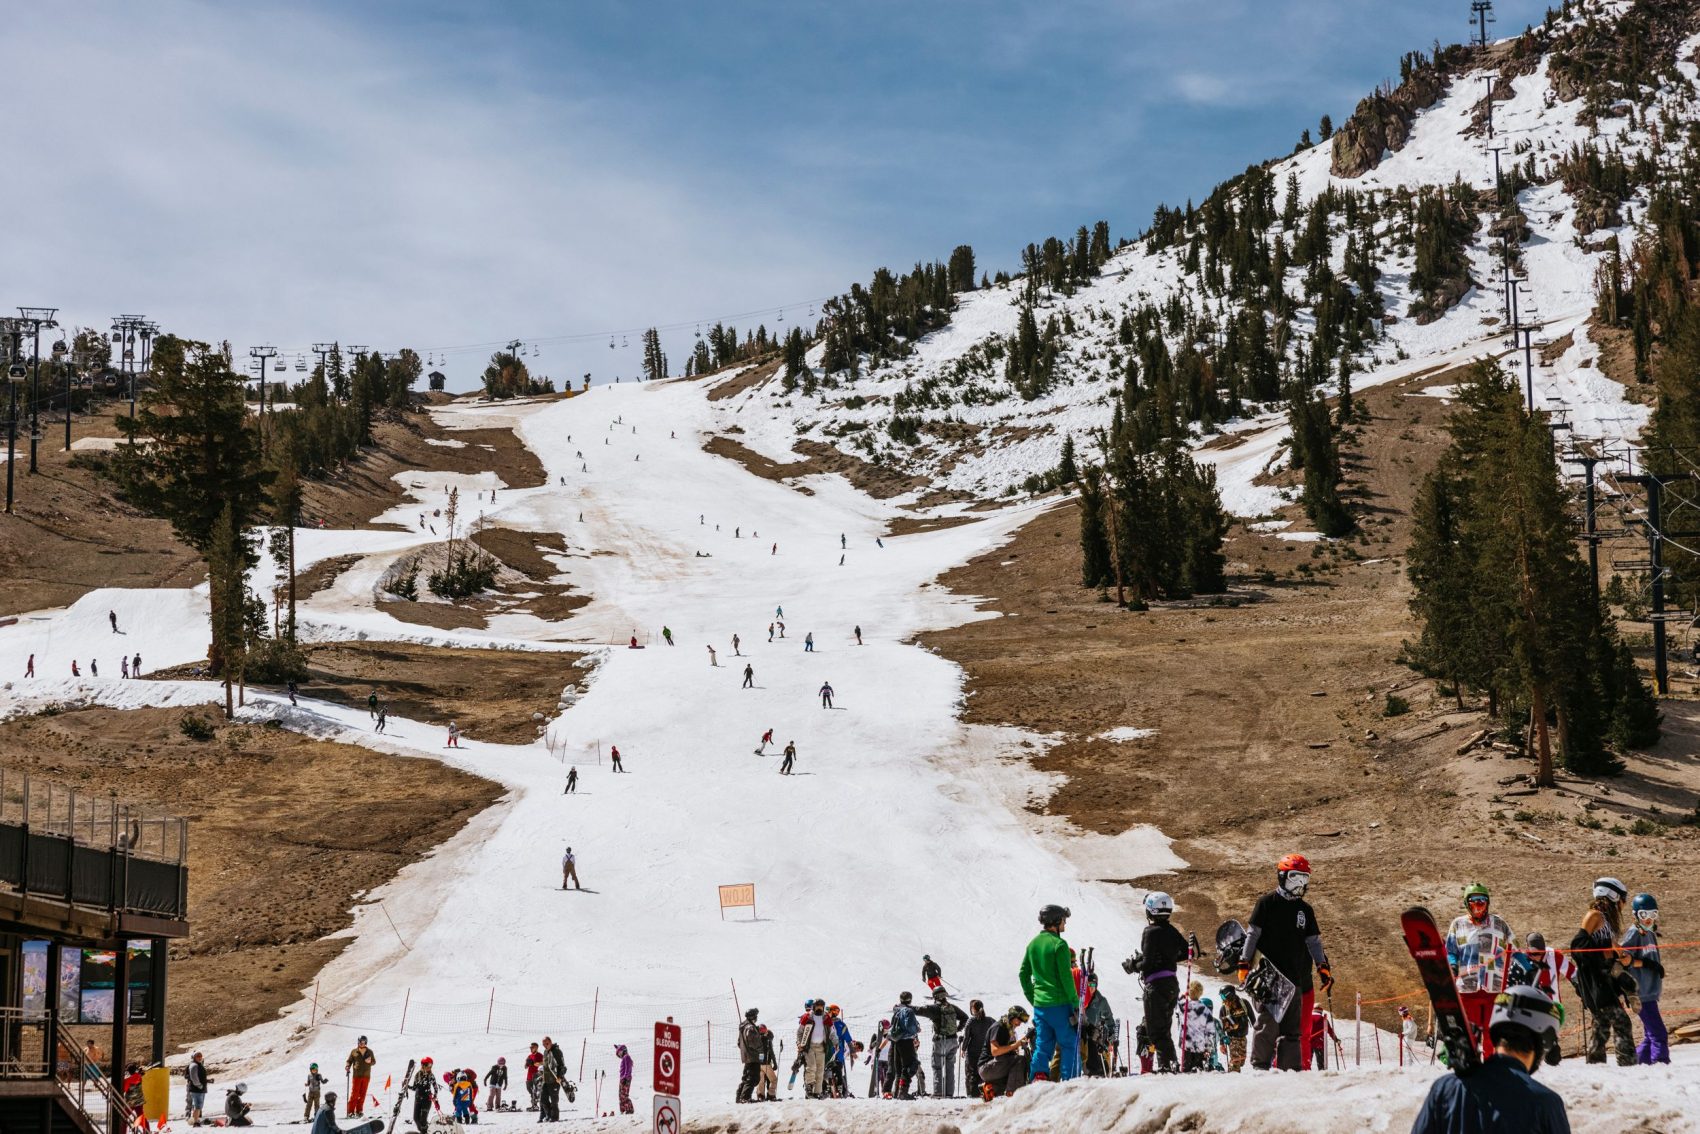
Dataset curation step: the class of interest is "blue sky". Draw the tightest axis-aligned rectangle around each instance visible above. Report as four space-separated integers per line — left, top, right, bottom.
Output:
2 0 1550 388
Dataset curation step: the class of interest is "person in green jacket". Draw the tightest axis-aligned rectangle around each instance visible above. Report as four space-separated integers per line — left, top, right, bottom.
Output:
1019 903 1080 1081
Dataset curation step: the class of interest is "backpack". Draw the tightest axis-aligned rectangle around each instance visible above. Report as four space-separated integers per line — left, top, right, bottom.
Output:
892 1005 918 1038
936 1005 960 1038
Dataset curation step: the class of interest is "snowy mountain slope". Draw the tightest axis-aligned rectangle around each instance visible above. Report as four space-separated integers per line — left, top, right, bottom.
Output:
720 0 1679 509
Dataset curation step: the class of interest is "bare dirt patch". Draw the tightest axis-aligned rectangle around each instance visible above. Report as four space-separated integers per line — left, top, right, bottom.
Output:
0 405 203 615
707 359 782 402
0 705 501 1047
294 554 362 603
922 369 1700 1040
300 640 578 744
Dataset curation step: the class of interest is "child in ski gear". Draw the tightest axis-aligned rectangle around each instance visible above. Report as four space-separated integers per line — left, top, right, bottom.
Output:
1623 892 1668 1065
1126 891 1187 1073
614 1046 633 1114
1308 1007 1340 1069
452 1068 476 1122
346 1038 376 1116
1571 877 1635 1066
1241 854 1330 1072
1218 987 1251 1071
915 986 968 1096
484 1058 507 1110
122 1063 144 1113
921 955 942 990
1448 882 1515 1063
1411 986 1569 1134
304 1063 328 1120
828 1006 855 1098
1019 904 1079 1081
1180 981 1214 1072
446 721 461 748
561 847 581 890
1398 1005 1423 1062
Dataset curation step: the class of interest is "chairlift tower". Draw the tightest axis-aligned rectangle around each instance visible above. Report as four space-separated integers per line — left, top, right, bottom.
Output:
1470 1 1496 50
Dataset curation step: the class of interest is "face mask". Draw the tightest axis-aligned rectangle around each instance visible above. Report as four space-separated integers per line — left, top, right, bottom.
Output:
1282 872 1310 897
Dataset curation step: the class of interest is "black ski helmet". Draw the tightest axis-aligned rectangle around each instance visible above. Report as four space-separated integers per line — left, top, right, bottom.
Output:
745 1008 759 1021
324 1092 338 1110
1039 903 1071 928
899 991 913 1004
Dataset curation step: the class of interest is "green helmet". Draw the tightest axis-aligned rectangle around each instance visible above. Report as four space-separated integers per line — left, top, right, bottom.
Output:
1464 882 1490 905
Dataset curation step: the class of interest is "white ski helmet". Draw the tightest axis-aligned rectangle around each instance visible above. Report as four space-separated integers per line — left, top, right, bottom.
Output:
1488 986 1561 1066
233 1083 248 1095
1144 892 1175 918
1593 877 1628 903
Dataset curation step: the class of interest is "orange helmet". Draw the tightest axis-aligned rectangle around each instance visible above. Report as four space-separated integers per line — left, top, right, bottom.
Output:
1277 853 1311 874
827 1004 841 1016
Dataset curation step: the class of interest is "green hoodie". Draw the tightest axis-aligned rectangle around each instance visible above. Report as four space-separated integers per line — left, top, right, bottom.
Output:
1019 929 1078 1008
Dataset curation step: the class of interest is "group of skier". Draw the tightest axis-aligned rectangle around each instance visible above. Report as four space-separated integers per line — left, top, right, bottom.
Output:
23 649 143 679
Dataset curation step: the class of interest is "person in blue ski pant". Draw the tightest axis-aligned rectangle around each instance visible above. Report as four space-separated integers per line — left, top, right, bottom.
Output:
1020 904 1081 1081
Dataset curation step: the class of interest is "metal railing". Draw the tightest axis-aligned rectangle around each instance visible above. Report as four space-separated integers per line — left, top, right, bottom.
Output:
0 772 187 865
53 1020 138 1134
0 1005 49 1080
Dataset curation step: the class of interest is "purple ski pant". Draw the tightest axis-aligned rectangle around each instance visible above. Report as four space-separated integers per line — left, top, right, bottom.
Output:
1637 1000 1670 1064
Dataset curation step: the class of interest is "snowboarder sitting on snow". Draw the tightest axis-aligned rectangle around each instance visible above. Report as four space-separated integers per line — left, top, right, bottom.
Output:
224 1082 253 1127
1123 891 1187 1073
1410 986 1568 1134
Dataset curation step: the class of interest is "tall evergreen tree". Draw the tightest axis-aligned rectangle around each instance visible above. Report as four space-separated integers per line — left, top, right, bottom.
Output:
641 328 669 382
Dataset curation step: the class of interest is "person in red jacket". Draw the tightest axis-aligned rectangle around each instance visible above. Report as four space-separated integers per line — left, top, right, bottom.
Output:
1308 1008 1340 1069
523 1043 543 1110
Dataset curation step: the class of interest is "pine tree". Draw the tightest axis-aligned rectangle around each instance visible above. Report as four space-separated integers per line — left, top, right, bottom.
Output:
1057 434 1078 484
641 328 669 382
1078 467 1112 588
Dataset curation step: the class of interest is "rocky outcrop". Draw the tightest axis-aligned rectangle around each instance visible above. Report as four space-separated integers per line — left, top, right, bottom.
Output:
1330 66 1451 178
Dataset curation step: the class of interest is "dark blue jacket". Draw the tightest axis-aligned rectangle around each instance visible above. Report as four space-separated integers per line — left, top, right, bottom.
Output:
1411 1056 1570 1134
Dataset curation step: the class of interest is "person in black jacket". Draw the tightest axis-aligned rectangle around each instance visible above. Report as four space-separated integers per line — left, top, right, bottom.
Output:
1239 854 1332 1071
736 1009 763 1103
410 1059 438 1134
1410 986 1570 1134
1123 891 1188 1073
961 1001 995 1099
483 1058 508 1110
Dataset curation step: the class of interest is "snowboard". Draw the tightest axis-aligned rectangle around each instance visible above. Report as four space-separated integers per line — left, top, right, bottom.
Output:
1214 920 1298 1018
141 1065 170 1123
385 1059 417 1134
1401 906 1481 1076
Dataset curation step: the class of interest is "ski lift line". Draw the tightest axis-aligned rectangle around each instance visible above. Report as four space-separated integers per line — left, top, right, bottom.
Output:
260 295 839 361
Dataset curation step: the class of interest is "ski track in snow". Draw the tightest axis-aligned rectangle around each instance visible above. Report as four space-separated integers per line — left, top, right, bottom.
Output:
0 379 1190 1118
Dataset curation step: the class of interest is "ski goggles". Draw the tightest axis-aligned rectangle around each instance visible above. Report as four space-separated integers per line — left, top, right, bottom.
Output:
1636 909 1660 925
1465 896 1489 907
1281 871 1311 895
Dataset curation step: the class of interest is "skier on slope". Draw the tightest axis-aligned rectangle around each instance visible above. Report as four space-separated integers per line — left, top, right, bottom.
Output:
564 767 578 794
756 728 773 755
662 626 673 646
1019 904 1079 1081
611 745 625 772
302 1063 328 1121
561 847 581 890
743 664 755 689
818 681 834 708
921 955 942 991
779 742 796 774
1238 853 1332 1072
1122 891 1187 1073
1409 986 1569 1134
1448 882 1516 1063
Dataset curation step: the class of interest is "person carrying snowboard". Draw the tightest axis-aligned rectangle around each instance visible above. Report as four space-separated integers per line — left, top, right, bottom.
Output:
1239 854 1331 1072
1623 892 1668 1065
1448 882 1515 1063
1571 876 1635 1065
921 955 942 991
345 1037 376 1116
1019 903 1079 1081
915 986 968 1097
537 1038 567 1121
796 999 835 1099
303 1062 328 1121
1122 891 1187 1073
1410 986 1569 1134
